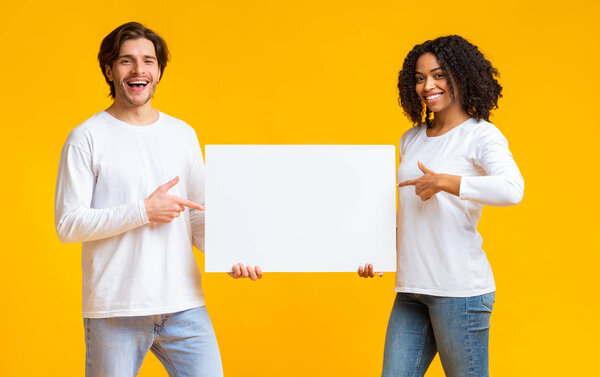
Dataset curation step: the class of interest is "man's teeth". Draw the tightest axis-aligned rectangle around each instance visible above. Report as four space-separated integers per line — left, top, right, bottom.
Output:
426 94 442 100
128 81 148 86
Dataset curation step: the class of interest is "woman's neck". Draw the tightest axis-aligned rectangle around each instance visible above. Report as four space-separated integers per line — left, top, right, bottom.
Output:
427 106 471 137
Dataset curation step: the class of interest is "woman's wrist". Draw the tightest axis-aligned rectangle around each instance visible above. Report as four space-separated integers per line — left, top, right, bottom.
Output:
439 174 461 197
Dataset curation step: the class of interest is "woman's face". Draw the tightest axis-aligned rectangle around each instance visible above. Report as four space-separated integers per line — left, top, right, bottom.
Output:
414 52 459 114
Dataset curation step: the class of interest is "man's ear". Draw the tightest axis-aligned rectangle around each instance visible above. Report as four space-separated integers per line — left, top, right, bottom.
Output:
105 64 113 82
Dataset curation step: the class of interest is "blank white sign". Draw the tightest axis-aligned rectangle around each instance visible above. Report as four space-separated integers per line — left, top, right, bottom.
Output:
204 145 396 272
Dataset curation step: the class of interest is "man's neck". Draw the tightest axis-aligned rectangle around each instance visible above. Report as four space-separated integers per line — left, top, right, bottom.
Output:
105 101 159 126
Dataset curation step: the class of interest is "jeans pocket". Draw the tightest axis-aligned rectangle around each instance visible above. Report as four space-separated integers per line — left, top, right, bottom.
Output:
481 292 495 311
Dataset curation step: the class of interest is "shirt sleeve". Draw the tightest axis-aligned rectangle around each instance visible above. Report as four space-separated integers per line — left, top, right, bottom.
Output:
459 125 524 207
188 135 205 252
54 143 149 244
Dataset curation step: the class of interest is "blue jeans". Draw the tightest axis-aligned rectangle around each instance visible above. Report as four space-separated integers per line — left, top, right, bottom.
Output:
382 292 495 377
84 306 223 377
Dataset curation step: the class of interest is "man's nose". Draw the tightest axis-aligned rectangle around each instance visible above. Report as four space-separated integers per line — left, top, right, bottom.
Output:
132 60 144 74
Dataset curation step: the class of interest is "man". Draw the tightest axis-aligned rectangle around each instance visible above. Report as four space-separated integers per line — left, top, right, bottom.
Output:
55 22 261 376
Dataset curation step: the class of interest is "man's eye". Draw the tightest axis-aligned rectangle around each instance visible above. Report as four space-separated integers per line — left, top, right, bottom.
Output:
121 60 131 64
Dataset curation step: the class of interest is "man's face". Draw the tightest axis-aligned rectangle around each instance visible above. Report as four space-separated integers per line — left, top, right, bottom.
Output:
105 38 161 107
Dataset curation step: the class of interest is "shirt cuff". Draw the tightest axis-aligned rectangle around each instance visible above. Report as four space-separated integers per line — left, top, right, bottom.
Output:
137 199 150 224
458 176 478 200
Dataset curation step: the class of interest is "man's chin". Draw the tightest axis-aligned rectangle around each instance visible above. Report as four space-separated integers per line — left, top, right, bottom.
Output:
114 87 156 108
123 94 153 107
129 99 152 107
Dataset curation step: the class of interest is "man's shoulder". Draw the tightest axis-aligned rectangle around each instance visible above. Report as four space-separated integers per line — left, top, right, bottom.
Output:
159 112 195 130
74 111 107 129
65 112 109 146
158 112 198 140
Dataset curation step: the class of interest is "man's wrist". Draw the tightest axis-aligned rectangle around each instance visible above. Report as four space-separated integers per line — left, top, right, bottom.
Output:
139 198 150 224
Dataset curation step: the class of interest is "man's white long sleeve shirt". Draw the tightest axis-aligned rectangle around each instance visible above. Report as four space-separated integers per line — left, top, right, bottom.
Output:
55 111 206 318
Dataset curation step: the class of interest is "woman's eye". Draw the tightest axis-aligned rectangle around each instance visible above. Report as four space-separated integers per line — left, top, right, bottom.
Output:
415 77 424 82
435 73 445 78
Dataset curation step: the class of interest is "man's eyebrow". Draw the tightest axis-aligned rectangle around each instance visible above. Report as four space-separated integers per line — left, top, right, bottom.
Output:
415 67 443 75
117 55 157 60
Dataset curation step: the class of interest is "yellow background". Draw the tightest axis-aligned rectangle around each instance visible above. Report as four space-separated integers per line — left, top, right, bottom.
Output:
1 0 598 376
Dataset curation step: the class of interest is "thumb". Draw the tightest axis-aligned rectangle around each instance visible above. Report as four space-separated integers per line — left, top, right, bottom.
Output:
157 176 179 193
418 161 434 175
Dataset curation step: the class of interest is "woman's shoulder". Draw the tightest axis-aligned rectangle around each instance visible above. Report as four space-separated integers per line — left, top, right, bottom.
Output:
400 123 426 142
462 118 506 140
398 124 426 156
462 119 511 158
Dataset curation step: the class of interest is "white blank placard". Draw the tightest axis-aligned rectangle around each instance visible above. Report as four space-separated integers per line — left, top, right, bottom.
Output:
205 145 396 272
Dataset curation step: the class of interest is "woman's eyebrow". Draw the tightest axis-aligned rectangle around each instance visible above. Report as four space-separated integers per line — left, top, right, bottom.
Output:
430 67 443 72
415 67 443 75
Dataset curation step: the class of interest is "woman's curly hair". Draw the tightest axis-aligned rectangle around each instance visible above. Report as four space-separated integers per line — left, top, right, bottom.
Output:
398 35 502 126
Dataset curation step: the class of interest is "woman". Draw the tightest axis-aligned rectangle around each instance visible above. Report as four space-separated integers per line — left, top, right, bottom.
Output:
358 35 524 377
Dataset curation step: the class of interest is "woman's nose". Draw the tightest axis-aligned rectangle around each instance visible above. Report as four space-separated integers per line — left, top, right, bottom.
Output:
424 76 435 91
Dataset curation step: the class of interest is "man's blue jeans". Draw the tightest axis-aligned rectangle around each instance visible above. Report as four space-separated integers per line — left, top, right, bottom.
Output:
84 306 223 377
382 292 495 377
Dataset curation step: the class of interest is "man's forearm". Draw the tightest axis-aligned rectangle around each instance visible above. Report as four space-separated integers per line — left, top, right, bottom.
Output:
55 199 148 243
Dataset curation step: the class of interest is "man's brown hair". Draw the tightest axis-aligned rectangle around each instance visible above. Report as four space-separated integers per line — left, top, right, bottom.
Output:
98 22 170 98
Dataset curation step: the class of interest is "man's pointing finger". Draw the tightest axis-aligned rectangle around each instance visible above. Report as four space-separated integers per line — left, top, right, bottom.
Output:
174 197 204 211
158 176 179 192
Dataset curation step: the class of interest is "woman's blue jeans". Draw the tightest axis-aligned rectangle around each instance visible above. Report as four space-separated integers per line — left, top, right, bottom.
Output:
382 292 495 377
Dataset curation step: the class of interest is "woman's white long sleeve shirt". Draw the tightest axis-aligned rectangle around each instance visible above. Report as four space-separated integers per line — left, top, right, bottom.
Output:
395 118 524 297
